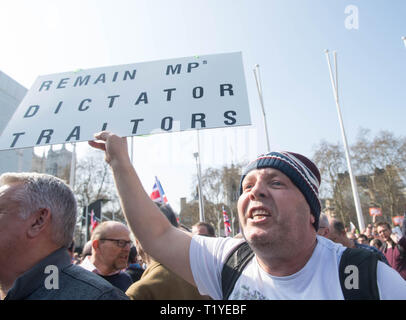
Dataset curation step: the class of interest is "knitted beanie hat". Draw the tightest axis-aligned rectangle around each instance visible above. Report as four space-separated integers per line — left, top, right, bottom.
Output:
239 151 321 230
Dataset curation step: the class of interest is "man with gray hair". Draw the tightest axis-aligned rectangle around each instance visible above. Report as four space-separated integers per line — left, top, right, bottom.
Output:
316 213 330 238
327 218 389 266
0 172 128 300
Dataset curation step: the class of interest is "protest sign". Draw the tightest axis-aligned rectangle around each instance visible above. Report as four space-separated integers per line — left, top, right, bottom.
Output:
369 207 382 216
0 52 250 150
392 215 403 226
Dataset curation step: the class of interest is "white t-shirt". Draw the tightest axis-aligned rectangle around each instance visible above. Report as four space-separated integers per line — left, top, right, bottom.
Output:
189 235 406 300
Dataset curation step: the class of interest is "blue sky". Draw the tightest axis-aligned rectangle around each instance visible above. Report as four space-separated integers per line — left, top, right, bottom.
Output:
1 0 405 213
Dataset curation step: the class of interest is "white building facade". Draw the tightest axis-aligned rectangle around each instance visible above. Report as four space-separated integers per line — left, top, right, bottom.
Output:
0 71 32 174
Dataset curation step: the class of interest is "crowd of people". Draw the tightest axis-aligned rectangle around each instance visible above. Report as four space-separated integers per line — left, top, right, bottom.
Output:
1 130 405 300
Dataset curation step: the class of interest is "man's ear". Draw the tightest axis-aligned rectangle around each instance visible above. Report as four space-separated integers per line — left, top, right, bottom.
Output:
310 213 315 225
92 239 99 251
27 208 52 238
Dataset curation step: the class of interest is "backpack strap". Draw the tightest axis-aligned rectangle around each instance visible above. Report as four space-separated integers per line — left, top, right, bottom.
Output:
339 247 381 300
221 241 255 300
222 242 381 300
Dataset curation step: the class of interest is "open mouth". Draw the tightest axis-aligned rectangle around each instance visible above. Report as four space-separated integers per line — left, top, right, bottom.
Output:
248 207 272 223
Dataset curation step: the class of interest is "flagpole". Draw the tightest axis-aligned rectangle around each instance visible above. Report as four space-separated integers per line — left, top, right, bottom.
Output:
194 130 205 222
17 149 23 172
324 50 365 232
229 206 235 237
130 137 134 165
217 209 221 236
253 64 271 153
69 143 76 189
222 206 225 236
85 202 89 243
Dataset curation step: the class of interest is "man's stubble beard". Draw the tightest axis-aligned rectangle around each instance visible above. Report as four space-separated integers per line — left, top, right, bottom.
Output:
241 219 291 259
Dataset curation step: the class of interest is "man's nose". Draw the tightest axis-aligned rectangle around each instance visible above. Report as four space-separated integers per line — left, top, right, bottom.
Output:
248 181 267 200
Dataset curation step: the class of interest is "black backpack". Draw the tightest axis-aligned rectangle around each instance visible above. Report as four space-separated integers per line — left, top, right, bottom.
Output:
221 241 381 300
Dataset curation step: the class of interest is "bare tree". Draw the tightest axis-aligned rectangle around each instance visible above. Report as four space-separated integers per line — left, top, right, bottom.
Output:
312 140 352 224
313 129 406 228
352 129 406 221
73 150 125 246
181 162 245 236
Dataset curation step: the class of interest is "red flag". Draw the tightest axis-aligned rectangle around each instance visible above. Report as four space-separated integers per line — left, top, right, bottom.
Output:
150 176 169 204
90 209 98 232
222 206 232 237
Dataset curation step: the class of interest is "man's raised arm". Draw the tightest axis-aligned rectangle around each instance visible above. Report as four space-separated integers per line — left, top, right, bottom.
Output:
88 131 195 286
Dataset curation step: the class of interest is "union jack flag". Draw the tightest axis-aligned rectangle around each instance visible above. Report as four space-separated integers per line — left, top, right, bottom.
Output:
222 206 232 237
90 209 99 232
150 176 169 204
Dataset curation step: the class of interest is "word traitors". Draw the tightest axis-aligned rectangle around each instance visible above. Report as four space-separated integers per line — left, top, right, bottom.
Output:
9 110 238 147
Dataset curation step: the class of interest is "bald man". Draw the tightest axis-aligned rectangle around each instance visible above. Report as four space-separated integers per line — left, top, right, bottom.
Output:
80 221 133 292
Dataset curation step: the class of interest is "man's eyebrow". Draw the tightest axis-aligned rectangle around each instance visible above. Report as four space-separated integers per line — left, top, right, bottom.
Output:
264 171 283 179
245 169 285 181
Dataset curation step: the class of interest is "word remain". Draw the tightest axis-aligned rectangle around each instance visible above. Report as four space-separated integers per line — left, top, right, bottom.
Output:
38 69 137 91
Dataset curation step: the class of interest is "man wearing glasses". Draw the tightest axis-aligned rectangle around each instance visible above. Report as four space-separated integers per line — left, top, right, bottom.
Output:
80 221 134 292
376 220 406 280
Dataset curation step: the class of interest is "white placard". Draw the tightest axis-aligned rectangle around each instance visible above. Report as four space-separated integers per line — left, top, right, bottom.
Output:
0 52 251 150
